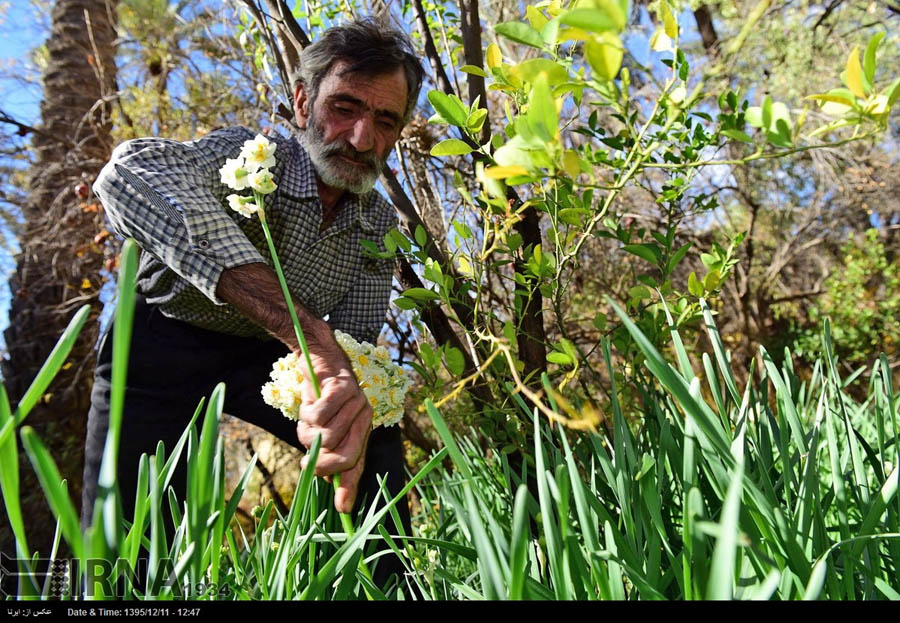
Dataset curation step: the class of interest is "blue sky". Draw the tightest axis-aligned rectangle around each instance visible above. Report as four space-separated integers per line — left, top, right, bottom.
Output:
0 1 47 355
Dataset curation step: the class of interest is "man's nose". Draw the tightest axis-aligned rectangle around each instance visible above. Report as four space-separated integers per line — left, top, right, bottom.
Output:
347 115 375 153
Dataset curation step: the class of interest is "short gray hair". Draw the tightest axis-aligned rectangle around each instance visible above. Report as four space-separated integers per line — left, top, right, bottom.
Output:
291 19 424 123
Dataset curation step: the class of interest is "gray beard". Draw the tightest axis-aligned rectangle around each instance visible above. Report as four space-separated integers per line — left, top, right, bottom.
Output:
299 112 384 195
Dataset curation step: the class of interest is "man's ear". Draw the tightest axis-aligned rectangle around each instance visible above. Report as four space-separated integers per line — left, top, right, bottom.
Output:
293 83 309 130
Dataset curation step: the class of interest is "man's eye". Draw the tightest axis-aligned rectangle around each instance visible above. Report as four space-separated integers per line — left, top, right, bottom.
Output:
378 119 397 131
335 105 356 116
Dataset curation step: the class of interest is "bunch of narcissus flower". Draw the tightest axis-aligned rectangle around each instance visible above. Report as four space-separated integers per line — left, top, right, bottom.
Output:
262 330 412 428
219 133 278 216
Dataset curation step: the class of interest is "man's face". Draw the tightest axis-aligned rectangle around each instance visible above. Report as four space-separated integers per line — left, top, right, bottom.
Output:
294 62 408 195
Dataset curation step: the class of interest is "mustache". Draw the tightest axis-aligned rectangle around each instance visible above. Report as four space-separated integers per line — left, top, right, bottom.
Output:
321 141 380 169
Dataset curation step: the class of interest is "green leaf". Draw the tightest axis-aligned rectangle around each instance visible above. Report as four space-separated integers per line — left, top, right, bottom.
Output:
402 287 441 301
560 8 618 33
389 228 411 253
703 268 722 291
721 129 753 143
466 108 488 134
660 0 678 39
628 285 651 300
593 313 607 331
558 208 586 226
762 96 773 130
430 139 473 157
623 243 662 265
846 45 866 98
445 347 465 376
886 77 900 107
863 32 885 85
495 21 544 49
528 72 558 143
414 224 428 247
547 352 574 365
541 16 561 46
688 271 703 297
745 106 763 129
383 232 397 254
460 64 488 78
510 58 569 86
585 33 623 81
392 296 416 311
667 242 692 274
427 90 468 127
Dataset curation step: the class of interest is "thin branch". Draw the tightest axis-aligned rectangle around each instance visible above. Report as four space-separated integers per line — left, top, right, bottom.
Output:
411 0 455 96
238 0 293 106
0 111 75 149
768 290 825 305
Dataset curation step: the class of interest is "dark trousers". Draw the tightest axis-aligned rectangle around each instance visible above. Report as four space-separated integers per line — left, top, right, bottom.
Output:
81 296 410 589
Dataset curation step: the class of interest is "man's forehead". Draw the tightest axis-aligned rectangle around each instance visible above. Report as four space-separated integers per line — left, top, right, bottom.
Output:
319 61 408 113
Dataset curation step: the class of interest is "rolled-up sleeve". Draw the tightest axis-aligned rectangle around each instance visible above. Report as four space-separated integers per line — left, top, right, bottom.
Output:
93 128 267 304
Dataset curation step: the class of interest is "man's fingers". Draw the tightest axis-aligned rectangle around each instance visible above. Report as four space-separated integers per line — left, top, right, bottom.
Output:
295 391 367 450
298 373 355 428
333 451 366 514
299 410 371 475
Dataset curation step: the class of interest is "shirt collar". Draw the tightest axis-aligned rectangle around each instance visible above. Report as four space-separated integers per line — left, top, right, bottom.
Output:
282 135 378 235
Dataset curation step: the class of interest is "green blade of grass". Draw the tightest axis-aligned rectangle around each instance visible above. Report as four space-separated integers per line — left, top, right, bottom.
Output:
12 305 91 425
700 299 741 407
99 239 138 488
608 298 733 459
508 484 531 600
299 446 447 600
0 384 30 562
761 347 808 453
462 483 505 599
19 427 83 560
424 399 472 479
707 457 743 600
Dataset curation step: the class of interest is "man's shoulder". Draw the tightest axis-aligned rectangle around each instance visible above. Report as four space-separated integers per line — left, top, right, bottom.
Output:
362 188 400 233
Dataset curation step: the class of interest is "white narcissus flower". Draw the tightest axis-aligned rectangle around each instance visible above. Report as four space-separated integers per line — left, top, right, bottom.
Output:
227 193 258 218
262 330 411 427
249 169 277 194
241 134 277 172
220 157 251 190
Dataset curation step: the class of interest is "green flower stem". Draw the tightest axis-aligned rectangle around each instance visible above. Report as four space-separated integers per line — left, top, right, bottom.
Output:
254 192 321 398
333 472 376 590
253 192 373 597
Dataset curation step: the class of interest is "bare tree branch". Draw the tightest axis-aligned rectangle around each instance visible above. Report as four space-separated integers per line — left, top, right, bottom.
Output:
0 111 75 149
411 0 455 96
457 0 490 144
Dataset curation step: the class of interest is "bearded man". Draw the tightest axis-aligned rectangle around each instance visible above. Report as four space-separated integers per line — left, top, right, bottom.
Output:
82 20 424 588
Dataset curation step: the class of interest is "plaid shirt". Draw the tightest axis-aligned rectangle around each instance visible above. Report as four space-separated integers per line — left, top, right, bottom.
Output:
93 126 396 344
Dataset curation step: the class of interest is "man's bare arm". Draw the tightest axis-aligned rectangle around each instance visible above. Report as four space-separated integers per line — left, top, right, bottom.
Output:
216 262 334 353
215 262 373 514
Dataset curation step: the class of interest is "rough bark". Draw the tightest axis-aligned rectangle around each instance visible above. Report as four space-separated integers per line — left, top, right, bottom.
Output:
1 0 118 558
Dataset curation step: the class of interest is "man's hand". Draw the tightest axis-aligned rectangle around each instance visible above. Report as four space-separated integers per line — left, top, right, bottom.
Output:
216 262 372 513
295 348 373 514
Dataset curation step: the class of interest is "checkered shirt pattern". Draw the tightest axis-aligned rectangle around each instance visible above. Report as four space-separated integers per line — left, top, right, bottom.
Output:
93 126 396 344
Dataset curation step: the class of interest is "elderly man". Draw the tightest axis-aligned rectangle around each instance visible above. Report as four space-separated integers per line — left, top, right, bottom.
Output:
82 20 424 587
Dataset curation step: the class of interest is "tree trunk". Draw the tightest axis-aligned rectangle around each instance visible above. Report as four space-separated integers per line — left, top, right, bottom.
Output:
1 0 117 558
